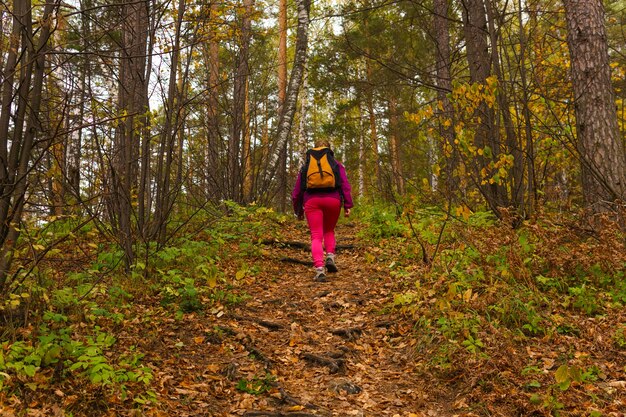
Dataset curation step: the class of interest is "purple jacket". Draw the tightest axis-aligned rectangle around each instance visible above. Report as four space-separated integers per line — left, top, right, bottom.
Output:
291 161 353 216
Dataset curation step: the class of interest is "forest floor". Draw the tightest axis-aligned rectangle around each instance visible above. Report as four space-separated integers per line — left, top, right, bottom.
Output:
135 221 450 417
2 211 626 417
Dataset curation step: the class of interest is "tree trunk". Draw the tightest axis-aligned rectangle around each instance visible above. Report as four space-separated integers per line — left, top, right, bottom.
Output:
485 0 523 215
243 80 253 202
358 100 366 199
0 0 59 290
297 68 310 161
113 0 149 269
517 0 537 218
365 57 382 196
259 0 310 204
278 0 288 116
564 0 626 211
152 0 185 243
276 0 289 210
205 1 221 199
433 0 457 197
388 95 404 195
229 0 254 203
138 2 155 239
461 0 508 213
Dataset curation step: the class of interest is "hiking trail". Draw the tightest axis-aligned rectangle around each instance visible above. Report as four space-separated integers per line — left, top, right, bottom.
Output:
145 221 454 417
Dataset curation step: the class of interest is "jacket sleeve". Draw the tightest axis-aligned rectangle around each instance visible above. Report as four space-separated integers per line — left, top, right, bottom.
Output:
291 172 304 216
339 163 354 209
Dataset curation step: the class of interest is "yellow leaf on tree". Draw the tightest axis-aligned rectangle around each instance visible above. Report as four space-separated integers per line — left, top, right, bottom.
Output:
455 205 471 221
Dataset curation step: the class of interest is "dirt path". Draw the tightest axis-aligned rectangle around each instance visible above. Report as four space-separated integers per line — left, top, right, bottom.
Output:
148 222 452 417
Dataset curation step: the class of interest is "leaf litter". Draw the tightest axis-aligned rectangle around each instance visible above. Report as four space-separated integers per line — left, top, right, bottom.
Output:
2 213 626 417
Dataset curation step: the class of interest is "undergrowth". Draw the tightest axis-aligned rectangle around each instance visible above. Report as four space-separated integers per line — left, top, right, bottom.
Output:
358 202 626 416
1 201 624 416
0 203 286 413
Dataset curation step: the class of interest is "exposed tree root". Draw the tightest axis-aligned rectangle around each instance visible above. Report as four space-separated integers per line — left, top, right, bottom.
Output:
229 313 285 330
330 327 363 340
301 352 345 374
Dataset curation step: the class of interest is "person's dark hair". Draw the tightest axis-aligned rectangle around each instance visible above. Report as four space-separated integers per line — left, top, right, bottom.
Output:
314 139 331 148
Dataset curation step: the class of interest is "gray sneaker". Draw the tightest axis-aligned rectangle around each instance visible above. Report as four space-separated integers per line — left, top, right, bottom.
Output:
325 253 338 273
314 267 327 282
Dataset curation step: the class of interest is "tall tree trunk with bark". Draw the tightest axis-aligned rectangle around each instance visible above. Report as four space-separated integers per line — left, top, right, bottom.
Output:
564 0 626 211
205 1 221 199
517 0 537 218
152 0 186 243
138 2 155 239
259 0 310 204
461 0 508 213
112 0 149 269
277 0 289 210
388 95 404 195
229 0 254 203
365 56 382 197
0 0 59 291
243 81 253 201
433 0 457 197
297 68 310 160
485 1 524 216
358 101 366 199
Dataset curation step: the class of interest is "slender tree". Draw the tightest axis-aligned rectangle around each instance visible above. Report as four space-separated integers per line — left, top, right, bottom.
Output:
388 95 404 194
152 0 187 243
229 0 255 202
277 0 289 209
205 1 221 199
0 0 60 290
433 0 457 197
461 0 509 212
259 0 311 204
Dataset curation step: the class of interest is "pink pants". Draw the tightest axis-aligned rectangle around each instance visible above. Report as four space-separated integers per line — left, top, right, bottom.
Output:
304 196 341 268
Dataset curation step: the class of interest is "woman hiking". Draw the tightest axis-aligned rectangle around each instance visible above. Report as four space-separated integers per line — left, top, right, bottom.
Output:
292 140 354 282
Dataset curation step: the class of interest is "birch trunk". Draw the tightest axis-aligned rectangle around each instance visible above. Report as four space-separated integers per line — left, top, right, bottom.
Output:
259 0 310 203
297 68 310 161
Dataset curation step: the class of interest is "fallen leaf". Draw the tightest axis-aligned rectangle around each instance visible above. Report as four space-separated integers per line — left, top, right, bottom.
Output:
288 405 304 411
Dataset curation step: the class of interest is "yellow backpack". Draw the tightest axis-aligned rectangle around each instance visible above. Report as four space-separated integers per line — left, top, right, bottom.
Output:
302 147 341 192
